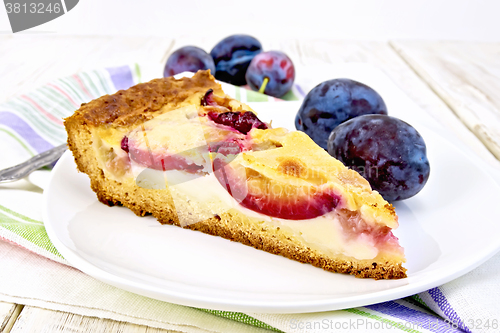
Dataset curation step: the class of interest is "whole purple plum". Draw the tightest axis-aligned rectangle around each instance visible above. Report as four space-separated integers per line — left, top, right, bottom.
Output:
164 46 215 77
327 115 430 201
210 35 262 86
245 51 295 98
295 79 387 150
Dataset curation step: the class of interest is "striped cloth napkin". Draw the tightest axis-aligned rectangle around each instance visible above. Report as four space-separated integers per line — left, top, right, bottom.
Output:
0 64 498 333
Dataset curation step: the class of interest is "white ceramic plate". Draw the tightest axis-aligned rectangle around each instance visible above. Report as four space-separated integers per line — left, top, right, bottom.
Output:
44 68 500 313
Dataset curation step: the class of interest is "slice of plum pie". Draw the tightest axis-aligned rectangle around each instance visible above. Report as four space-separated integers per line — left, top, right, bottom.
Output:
64 70 406 279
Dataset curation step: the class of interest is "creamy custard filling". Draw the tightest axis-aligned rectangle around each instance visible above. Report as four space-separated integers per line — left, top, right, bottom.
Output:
92 130 131 181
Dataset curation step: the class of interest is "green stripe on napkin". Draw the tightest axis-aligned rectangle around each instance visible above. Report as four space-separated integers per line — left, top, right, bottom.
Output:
199 309 283 332
0 204 63 258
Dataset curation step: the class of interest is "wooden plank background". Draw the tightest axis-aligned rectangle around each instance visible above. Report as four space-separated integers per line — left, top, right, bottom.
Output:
9 306 179 333
392 41 500 161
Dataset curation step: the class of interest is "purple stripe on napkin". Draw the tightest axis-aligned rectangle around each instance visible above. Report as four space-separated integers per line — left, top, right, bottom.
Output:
428 288 471 333
367 301 465 333
0 111 54 153
106 66 134 91
295 84 307 98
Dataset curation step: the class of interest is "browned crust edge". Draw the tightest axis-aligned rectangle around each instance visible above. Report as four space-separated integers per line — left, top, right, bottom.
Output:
65 70 221 128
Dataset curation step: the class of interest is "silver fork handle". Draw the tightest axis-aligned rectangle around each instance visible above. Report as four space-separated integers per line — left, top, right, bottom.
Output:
0 144 67 183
